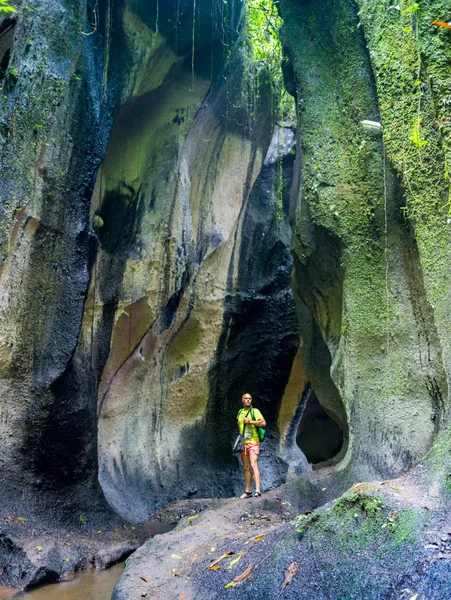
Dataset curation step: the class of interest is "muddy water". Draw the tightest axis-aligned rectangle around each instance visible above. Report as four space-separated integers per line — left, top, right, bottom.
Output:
0 562 124 600
0 519 176 600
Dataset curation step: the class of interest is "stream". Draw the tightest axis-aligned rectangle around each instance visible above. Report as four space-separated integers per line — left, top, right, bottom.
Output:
0 563 124 600
0 519 176 600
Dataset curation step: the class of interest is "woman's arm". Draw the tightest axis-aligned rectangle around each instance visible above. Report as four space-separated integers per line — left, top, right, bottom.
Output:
243 416 266 427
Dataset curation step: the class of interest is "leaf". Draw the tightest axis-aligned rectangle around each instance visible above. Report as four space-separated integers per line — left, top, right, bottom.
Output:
17 517 26 522
180 595 187 600
431 20 451 30
209 551 235 569
209 565 221 571
182 547 194 553
171 569 182 577
347 482 367 492
65 558 69 562
401 3 419 14
171 554 182 559
225 582 237 588
234 564 253 582
36 546 43 551
280 561 298 593
190 554 198 565
226 553 244 569
244 533 266 544
139 576 149 583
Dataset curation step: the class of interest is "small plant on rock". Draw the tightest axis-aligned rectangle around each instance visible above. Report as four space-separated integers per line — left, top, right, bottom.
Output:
0 0 16 14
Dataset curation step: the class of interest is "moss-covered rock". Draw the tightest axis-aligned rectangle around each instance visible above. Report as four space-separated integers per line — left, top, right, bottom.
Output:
281 0 449 484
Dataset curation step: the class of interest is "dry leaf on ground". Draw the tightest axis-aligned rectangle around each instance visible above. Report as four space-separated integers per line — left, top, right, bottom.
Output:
244 533 267 544
171 569 182 577
226 552 244 569
280 561 298 593
209 551 235 570
190 553 198 565
233 564 253 582
180 595 186 600
139 576 149 583
347 482 367 492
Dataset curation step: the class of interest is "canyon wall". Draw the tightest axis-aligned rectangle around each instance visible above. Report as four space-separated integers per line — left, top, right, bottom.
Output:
0 0 449 524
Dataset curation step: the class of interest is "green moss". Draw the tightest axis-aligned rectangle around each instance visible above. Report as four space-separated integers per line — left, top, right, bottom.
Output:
296 491 427 575
426 425 451 495
356 0 451 367
282 0 391 339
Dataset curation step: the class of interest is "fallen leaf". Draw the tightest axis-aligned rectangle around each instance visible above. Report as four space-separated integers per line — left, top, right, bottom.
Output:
431 20 451 29
190 554 198 565
97 530 102 534
209 565 221 571
281 501 291 506
226 553 244 569
36 546 43 551
244 533 267 545
171 554 183 559
17 517 26 522
209 551 235 569
321 487 327 491
65 557 69 562
64 542 71 546
135 555 142 559
225 582 237 589
180 595 186 600
234 564 253 582
171 569 182 577
391 486 400 491
347 482 367 492
280 561 298 593
182 547 194 553
210 547 216 552
139 576 149 583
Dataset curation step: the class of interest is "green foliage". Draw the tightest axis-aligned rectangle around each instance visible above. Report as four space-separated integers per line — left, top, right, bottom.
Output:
0 0 16 14
242 0 294 124
410 117 427 148
401 2 420 14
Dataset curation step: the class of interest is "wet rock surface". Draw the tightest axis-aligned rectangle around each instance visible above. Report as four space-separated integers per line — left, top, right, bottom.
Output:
113 446 451 600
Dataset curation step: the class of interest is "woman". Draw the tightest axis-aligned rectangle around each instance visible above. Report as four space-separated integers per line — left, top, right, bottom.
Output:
237 393 266 498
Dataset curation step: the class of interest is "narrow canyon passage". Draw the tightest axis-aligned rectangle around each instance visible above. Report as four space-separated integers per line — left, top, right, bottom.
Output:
1 0 451 596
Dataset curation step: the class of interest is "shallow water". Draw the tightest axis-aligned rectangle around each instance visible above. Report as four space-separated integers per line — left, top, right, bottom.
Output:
0 519 176 600
0 562 125 600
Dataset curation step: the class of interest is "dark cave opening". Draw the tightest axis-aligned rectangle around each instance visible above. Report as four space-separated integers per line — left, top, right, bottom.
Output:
296 387 344 466
0 19 16 81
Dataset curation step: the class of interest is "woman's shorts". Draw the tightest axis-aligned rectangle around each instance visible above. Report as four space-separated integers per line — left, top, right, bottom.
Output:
241 442 260 456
